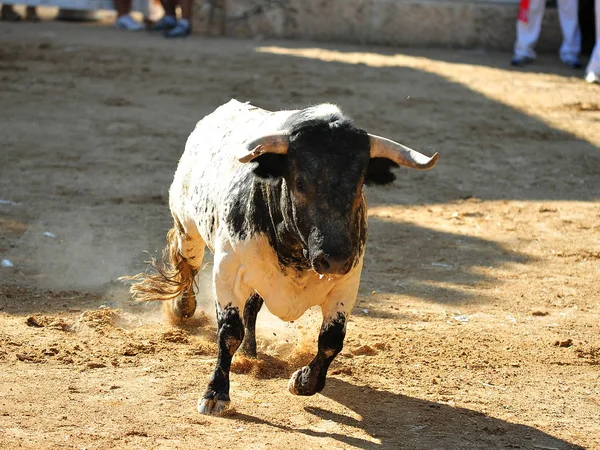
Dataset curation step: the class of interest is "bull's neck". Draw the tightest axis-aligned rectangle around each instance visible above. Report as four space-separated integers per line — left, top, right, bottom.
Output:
261 182 312 272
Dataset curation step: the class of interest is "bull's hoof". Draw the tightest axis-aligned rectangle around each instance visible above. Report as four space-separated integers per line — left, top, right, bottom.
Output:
197 396 230 415
171 293 196 319
288 366 323 396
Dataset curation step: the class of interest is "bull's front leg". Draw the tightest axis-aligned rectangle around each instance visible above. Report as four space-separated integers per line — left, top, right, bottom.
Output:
288 310 347 396
240 293 264 358
288 269 361 396
198 245 249 415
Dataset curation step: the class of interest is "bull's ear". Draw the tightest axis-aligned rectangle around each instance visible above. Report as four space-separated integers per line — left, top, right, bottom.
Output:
364 157 399 186
250 153 287 181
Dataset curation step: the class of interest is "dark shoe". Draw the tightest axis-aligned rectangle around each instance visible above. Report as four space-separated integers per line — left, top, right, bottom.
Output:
511 56 533 67
165 20 190 38
149 15 176 32
563 59 582 69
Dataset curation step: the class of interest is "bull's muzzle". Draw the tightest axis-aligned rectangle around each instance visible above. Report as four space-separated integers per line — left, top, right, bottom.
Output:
312 252 352 276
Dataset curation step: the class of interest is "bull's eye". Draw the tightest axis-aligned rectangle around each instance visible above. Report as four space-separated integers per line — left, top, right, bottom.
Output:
296 179 306 194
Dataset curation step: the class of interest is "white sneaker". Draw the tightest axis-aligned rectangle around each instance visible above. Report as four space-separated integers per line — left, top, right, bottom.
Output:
585 72 600 84
115 14 144 31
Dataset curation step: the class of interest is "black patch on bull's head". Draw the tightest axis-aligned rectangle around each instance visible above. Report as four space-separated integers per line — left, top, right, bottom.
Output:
247 105 373 275
284 114 369 275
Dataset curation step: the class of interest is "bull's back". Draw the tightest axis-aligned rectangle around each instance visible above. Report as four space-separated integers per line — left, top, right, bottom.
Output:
169 100 293 248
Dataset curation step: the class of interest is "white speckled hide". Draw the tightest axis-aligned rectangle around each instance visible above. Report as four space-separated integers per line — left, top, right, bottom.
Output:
169 99 362 323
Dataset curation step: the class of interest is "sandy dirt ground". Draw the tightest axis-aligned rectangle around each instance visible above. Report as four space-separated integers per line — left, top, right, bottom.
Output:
1 17 600 450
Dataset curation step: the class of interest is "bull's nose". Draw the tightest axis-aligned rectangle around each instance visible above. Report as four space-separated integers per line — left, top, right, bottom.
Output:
313 253 351 275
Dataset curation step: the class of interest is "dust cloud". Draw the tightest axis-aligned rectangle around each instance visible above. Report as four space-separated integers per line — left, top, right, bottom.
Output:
8 207 151 291
8 204 320 359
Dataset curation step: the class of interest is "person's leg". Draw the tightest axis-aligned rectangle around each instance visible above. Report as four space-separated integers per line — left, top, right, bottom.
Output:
114 0 130 17
162 0 176 16
25 6 40 21
164 0 191 37
1 4 21 21
512 0 546 65
584 0 600 82
179 0 191 21
557 0 582 67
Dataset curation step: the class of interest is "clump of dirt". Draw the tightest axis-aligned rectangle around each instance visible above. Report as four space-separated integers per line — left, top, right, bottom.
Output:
351 344 379 356
79 309 122 330
231 345 314 379
553 339 573 348
565 102 600 112
231 353 291 379
287 346 315 369
186 340 218 356
162 328 190 344
575 346 600 365
77 308 146 332
330 365 353 376
16 350 47 364
121 342 156 356
26 315 71 331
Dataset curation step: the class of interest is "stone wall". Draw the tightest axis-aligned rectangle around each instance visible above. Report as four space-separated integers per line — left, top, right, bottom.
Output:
191 0 563 52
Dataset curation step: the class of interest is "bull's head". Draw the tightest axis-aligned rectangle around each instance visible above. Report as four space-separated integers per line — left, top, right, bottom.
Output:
238 112 438 276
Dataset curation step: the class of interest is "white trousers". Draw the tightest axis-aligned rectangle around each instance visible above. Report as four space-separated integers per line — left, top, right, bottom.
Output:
514 0 581 62
585 0 600 75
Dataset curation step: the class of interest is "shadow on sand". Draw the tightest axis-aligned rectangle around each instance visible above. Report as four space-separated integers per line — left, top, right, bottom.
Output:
231 377 582 449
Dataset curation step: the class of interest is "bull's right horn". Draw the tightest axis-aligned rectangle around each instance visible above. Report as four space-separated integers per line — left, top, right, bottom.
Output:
239 131 290 163
369 134 439 170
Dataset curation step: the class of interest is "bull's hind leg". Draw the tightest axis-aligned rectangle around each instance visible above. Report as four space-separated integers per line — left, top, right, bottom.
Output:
157 233 199 323
198 243 249 415
165 219 205 322
239 293 264 358
128 217 204 324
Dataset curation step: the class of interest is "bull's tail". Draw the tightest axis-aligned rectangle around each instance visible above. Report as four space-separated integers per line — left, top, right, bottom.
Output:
123 227 197 306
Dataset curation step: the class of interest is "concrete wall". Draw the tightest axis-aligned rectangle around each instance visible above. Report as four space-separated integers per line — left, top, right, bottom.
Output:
191 0 563 52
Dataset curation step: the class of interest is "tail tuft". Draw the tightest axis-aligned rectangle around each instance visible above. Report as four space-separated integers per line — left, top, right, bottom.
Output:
121 228 196 303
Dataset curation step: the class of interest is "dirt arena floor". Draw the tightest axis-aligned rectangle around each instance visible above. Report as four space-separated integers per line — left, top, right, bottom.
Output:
1 16 600 450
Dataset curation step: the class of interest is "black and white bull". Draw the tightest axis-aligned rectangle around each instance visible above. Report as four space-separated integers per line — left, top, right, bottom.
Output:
129 99 438 415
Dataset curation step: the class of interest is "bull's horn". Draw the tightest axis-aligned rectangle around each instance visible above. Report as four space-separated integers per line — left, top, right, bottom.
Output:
239 131 290 163
369 134 438 170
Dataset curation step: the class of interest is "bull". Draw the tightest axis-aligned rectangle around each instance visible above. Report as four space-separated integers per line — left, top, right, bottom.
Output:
129 99 438 415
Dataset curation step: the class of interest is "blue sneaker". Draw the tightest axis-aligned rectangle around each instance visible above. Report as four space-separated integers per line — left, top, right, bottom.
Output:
149 15 176 32
511 56 534 67
115 14 144 31
562 58 582 70
165 19 190 38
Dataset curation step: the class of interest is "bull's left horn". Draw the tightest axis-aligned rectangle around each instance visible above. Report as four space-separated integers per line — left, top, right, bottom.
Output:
369 134 438 170
239 131 290 163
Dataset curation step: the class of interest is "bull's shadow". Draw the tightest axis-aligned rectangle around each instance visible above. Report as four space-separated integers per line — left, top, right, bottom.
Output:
356 216 530 304
313 378 583 449
231 377 582 449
